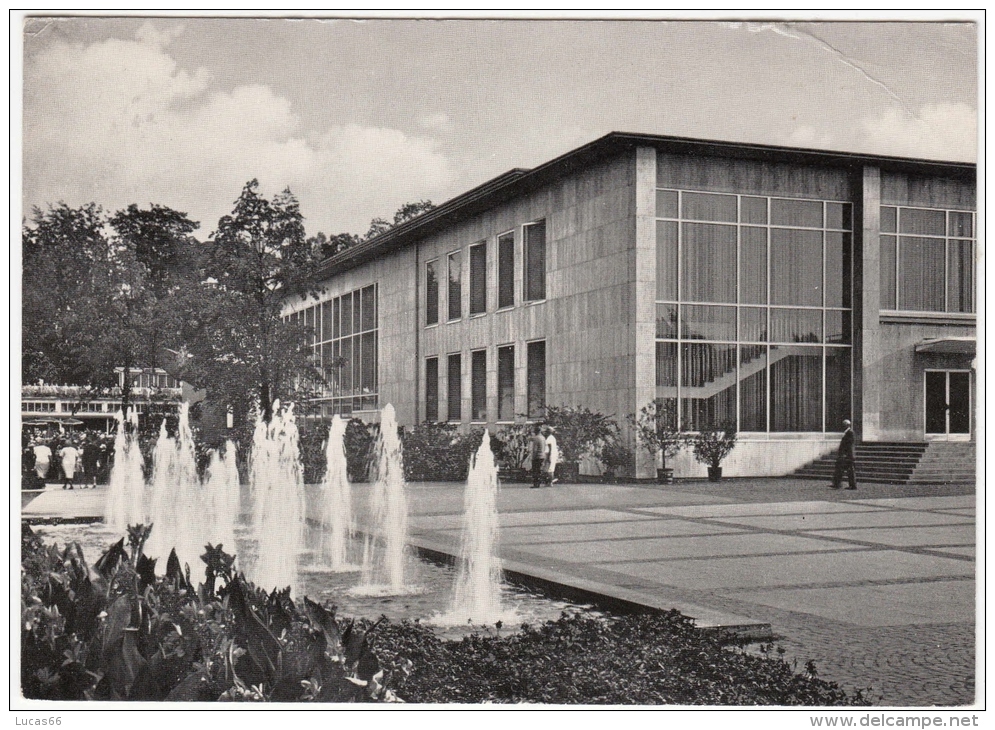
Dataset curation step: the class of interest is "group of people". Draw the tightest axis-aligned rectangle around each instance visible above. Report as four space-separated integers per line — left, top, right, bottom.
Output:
22 432 114 490
529 424 560 489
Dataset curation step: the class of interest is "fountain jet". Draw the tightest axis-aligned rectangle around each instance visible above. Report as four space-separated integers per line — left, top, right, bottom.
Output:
103 408 145 531
357 404 410 594
317 415 356 570
246 401 306 595
436 430 515 627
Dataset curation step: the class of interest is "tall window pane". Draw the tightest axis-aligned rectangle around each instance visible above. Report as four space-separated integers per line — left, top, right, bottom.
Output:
948 240 974 313
682 223 736 302
656 189 678 218
656 220 678 300
340 337 352 395
448 251 462 320
824 232 851 308
498 232 514 308
898 237 945 311
656 303 678 339
471 349 487 421
680 343 737 430
526 340 546 418
470 242 487 315
341 294 353 336
769 346 822 432
524 220 546 301
740 345 767 431
361 285 376 331
425 357 439 422
740 226 767 304
321 300 333 341
771 229 822 306
426 260 439 325
360 331 376 394
447 353 462 421
497 345 515 421
333 297 341 339
825 348 851 428
880 235 897 310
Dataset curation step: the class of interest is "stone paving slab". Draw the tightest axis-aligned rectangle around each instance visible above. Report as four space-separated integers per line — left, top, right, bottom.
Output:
707 510 972 531
410 507 658 531
605 549 975 591
809 524 976 548
848 496 976 510
735 579 976 627
491 519 744 544
21 487 104 518
639 500 890 518
931 546 976 559
511 532 865 564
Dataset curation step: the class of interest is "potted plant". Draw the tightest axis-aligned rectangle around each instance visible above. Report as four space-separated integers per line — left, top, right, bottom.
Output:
691 421 737 481
598 435 634 483
628 400 687 484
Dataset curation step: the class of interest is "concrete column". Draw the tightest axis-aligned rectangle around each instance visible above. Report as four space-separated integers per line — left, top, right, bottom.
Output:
855 166 882 441
633 147 658 477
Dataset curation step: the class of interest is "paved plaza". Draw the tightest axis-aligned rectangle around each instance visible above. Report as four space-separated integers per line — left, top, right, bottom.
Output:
22 476 977 706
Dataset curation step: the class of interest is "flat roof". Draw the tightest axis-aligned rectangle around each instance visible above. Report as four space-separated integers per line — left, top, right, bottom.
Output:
317 131 976 280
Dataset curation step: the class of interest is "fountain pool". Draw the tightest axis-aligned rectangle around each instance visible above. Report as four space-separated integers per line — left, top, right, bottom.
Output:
29 521 597 639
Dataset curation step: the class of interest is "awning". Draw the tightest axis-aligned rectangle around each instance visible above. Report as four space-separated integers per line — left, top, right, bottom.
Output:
914 337 976 355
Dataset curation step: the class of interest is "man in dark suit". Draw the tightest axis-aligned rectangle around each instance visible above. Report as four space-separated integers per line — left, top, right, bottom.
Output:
831 419 857 490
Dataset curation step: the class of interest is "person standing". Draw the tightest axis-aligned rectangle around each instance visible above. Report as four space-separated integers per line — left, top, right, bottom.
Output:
529 424 547 489
831 419 857 490
82 436 101 488
32 440 52 485
544 426 559 486
59 440 81 490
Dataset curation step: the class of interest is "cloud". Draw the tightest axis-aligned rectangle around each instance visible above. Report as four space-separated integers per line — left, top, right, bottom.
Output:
856 103 977 162
782 125 837 150
418 112 453 132
22 26 457 236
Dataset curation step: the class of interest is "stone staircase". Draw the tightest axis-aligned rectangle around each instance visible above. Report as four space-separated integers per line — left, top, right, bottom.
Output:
792 441 976 486
907 441 977 485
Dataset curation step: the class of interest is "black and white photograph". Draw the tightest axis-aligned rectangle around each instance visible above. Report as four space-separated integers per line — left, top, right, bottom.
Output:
13 11 981 720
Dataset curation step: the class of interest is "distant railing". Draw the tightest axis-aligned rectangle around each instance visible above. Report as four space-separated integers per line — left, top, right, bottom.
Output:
21 384 183 400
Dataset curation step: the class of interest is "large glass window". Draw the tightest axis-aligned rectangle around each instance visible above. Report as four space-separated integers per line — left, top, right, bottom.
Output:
880 206 975 314
497 232 515 308
526 340 546 418
425 357 439 422
497 345 515 421
470 241 487 315
447 353 462 422
471 349 487 421
307 284 379 416
656 189 852 433
524 220 546 302
426 259 439 325
448 251 462 321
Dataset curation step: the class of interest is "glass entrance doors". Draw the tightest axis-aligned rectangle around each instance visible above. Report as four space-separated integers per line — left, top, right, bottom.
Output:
925 370 971 440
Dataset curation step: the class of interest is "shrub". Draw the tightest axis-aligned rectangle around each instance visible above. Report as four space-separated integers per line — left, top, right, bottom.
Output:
542 405 620 465
344 418 377 483
599 436 635 479
628 400 688 472
401 423 483 482
691 421 738 469
494 424 533 471
20 524 397 702
369 611 871 705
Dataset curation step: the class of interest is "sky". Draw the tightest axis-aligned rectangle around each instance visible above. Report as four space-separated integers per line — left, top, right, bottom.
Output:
18 14 979 240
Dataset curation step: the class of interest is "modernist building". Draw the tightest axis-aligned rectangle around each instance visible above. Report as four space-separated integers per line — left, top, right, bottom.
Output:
286 133 976 478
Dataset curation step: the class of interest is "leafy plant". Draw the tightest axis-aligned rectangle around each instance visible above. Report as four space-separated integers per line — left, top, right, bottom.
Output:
20 524 396 702
628 400 688 472
541 405 620 465
691 421 737 469
493 424 534 472
598 436 635 479
401 423 483 482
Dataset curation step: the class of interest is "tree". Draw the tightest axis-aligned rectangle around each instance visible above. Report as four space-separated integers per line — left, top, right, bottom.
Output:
192 180 322 423
109 204 201 297
391 199 434 226
629 400 689 475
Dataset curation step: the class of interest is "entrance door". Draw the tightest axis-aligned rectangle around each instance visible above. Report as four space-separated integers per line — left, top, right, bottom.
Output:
925 370 972 441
